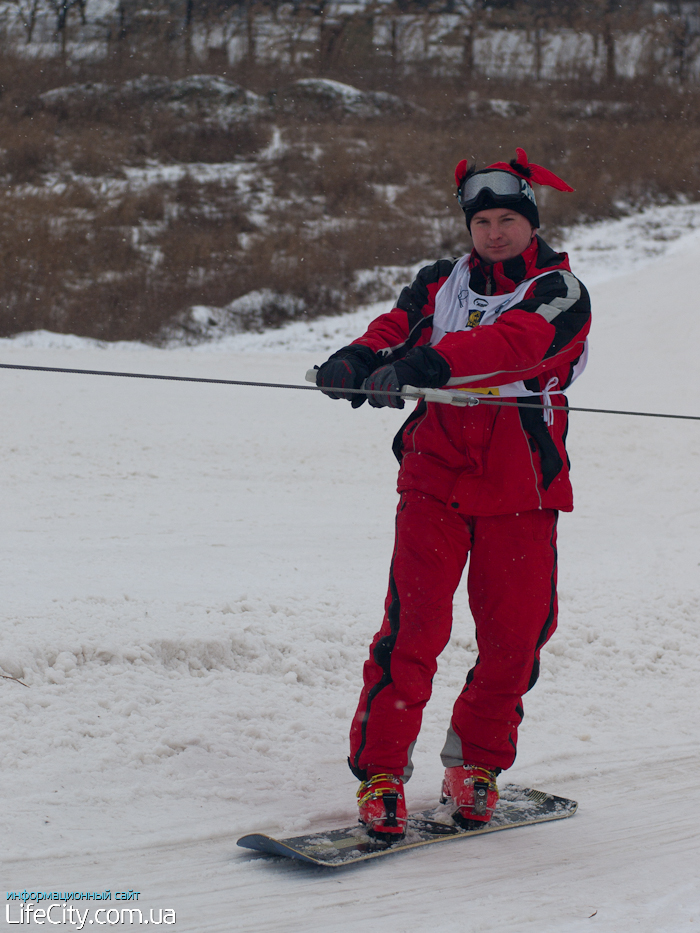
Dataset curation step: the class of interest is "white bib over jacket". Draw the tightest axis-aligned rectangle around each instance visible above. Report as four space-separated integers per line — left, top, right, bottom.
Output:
430 256 588 422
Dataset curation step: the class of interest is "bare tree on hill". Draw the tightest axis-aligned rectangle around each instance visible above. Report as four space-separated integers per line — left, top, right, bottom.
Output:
7 0 42 43
48 0 88 56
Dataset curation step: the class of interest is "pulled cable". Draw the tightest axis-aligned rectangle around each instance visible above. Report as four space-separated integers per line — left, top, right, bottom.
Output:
0 361 698 422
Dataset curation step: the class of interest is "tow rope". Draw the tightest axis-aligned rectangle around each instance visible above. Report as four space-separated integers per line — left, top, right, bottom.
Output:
0 361 699 423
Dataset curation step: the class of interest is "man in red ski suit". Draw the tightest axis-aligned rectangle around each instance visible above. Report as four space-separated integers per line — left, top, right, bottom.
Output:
316 148 591 841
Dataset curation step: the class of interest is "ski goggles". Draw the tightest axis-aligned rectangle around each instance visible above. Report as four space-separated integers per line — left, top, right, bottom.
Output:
457 170 536 210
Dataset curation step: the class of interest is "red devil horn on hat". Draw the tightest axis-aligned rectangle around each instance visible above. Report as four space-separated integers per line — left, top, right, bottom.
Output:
455 159 469 187
485 148 574 192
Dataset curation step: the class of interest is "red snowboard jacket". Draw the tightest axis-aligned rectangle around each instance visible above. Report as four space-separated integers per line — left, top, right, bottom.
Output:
352 235 591 515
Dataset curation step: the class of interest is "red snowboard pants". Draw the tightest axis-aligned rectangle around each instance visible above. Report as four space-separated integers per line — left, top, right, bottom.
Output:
349 490 558 779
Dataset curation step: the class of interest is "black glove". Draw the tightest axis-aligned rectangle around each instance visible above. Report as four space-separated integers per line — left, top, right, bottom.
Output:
364 364 404 409
363 347 451 409
315 345 380 408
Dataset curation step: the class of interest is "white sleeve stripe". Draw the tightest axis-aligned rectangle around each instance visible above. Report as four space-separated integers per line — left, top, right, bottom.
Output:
535 271 581 323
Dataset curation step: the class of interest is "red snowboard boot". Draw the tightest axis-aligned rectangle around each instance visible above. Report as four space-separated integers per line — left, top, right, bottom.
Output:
357 773 407 842
441 765 499 830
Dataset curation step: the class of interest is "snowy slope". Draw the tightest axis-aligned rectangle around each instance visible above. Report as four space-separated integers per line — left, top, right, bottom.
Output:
1 212 700 932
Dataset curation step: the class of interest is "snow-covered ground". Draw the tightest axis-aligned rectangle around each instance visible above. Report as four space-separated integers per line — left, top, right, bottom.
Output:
1 207 700 932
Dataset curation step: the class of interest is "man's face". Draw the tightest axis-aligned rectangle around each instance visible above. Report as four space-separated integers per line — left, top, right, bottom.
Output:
470 208 535 264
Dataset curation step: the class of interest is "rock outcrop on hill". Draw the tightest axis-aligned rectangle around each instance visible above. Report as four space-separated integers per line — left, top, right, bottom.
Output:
40 75 266 126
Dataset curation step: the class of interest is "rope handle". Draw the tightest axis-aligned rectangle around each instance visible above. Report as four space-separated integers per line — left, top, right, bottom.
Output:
305 368 478 406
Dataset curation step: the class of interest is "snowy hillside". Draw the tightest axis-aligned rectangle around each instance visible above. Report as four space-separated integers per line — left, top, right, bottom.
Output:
1 209 700 932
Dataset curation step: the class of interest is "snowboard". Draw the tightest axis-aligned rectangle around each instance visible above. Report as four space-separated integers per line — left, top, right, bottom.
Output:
236 784 577 867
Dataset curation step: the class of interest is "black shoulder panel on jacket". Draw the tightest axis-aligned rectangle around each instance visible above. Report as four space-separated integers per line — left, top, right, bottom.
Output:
512 271 591 361
396 259 456 319
534 236 567 270
389 259 456 357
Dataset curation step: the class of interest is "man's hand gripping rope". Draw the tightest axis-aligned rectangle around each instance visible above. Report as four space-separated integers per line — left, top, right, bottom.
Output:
309 368 480 409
